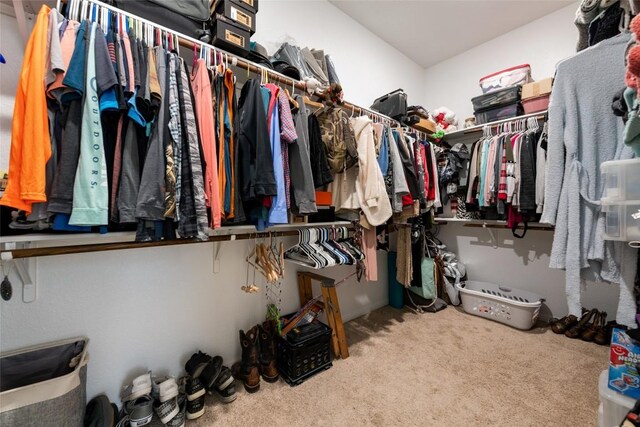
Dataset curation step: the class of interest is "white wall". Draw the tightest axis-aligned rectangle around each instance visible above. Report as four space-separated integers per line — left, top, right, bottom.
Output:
0 0 413 403
423 1 623 319
423 2 578 121
253 0 427 109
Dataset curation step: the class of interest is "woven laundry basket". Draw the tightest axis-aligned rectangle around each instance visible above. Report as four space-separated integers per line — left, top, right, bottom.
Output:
0 337 89 427
456 281 543 330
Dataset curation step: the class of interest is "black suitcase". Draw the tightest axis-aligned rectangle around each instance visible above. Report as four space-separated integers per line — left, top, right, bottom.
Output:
370 89 407 121
110 0 212 43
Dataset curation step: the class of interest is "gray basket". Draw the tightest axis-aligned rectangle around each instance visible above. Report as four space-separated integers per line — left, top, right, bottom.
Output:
0 337 89 427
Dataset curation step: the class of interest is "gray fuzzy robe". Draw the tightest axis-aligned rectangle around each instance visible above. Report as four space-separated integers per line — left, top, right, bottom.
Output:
541 33 638 326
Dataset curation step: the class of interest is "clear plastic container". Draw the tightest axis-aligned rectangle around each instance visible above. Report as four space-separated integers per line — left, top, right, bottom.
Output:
601 158 640 203
598 370 635 427
602 201 640 241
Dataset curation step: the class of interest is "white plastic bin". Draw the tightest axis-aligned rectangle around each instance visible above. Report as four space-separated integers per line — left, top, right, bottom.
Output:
456 281 543 330
602 201 640 241
599 370 635 427
601 158 640 203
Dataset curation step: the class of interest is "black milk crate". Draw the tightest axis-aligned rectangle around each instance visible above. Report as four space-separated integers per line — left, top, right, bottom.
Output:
276 318 332 386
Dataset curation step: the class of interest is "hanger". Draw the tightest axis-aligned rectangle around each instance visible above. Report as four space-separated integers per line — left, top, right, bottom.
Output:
304 96 325 115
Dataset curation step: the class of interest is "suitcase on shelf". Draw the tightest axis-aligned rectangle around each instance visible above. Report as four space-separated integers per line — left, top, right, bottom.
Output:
370 89 408 121
110 0 212 42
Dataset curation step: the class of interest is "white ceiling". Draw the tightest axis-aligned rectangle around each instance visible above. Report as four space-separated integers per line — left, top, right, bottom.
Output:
329 0 576 68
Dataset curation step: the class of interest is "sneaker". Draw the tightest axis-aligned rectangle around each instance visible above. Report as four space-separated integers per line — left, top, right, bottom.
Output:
213 366 234 391
166 394 187 427
199 355 223 390
151 376 179 402
185 351 212 379
186 396 205 420
153 396 179 424
121 372 152 403
214 383 237 404
124 395 153 427
184 376 205 401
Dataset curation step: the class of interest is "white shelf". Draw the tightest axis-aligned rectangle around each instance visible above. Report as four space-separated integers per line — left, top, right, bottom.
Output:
434 217 554 228
443 110 547 143
0 221 352 246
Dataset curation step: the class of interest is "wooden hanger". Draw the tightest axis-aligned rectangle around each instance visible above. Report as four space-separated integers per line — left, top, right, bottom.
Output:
304 96 325 114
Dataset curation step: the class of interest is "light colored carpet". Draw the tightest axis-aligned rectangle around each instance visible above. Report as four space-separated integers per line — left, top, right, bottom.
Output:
190 306 608 426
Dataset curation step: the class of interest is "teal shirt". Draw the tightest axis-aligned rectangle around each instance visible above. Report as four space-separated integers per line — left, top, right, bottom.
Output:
69 23 109 226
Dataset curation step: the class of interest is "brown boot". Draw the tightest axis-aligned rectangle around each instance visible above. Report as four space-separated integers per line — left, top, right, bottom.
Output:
258 320 279 383
231 327 260 393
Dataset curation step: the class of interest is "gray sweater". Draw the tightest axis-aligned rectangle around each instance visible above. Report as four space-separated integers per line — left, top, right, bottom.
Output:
541 33 637 324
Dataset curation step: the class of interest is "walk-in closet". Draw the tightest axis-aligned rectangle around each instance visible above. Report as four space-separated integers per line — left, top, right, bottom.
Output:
0 0 638 426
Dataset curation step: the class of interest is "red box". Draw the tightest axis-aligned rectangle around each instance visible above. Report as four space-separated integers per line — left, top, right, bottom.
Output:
315 191 332 206
522 94 550 114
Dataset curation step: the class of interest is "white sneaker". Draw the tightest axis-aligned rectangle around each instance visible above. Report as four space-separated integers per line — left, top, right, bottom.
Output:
151 376 179 402
121 372 152 403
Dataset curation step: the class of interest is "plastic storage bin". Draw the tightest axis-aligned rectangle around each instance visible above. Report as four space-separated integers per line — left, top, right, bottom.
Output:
598 370 635 427
474 103 523 125
601 158 640 203
522 94 550 114
479 64 532 94
277 319 332 386
456 281 543 330
602 202 640 241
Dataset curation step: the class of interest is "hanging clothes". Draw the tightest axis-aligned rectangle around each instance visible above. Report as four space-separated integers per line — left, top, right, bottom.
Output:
190 57 222 228
362 227 378 281
541 33 637 325
265 85 288 226
289 94 318 214
386 127 409 212
1 5 52 214
307 114 333 188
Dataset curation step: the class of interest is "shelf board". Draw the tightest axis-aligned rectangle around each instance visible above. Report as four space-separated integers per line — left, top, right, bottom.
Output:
442 110 547 143
434 217 554 229
0 221 352 246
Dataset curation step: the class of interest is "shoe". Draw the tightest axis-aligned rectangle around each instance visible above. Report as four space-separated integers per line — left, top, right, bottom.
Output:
121 372 152 402
124 395 153 427
153 396 179 424
166 394 187 427
214 366 234 391
185 351 213 379
258 320 279 383
580 311 601 342
84 394 118 427
214 383 237 404
602 318 627 346
186 396 205 420
550 314 579 334
565 309 598 339
594 312 609 346
231 326 261 393
151 376 179 402
183 376 205 401
199 355 223 390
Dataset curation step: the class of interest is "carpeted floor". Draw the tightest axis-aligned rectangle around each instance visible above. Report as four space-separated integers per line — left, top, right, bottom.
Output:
191 306 608 426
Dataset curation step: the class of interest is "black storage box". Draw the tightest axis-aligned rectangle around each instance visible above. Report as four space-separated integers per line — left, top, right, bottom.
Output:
475 103 524 125
277 318 333 386
472 86 523 125
212 14 250 57
235 0 258 13
370 89 407 121
213 0 255 34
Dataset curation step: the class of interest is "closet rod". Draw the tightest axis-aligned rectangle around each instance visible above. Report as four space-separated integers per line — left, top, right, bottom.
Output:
463 223 553 231
0 227 353 260
460 111 548 136
58 0 423 136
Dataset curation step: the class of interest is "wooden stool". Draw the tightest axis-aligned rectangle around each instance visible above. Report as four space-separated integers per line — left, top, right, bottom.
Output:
295 271 349 359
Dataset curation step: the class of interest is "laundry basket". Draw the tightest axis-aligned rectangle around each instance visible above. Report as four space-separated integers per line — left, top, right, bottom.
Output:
456 281 543 330
0 337 89 426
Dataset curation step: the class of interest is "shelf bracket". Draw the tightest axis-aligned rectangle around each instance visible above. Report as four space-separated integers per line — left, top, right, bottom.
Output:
1 243 37 303
482 223 498 249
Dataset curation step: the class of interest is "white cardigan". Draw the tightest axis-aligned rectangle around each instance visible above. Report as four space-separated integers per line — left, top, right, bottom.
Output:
352 116 392 227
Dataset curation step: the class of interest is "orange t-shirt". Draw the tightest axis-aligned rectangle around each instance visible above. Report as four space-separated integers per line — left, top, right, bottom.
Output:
0 5 52 214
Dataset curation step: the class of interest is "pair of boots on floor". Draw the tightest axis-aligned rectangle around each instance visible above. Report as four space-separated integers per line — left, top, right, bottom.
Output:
232 320 279 392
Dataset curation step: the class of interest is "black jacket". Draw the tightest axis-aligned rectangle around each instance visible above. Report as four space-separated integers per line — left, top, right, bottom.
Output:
237 79 277 201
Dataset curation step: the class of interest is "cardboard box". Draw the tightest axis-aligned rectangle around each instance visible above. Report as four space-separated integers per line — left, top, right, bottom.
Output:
522 78 553 100
609 328 640 400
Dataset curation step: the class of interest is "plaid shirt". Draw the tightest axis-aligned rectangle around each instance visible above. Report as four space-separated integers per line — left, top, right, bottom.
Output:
498 137 508 201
